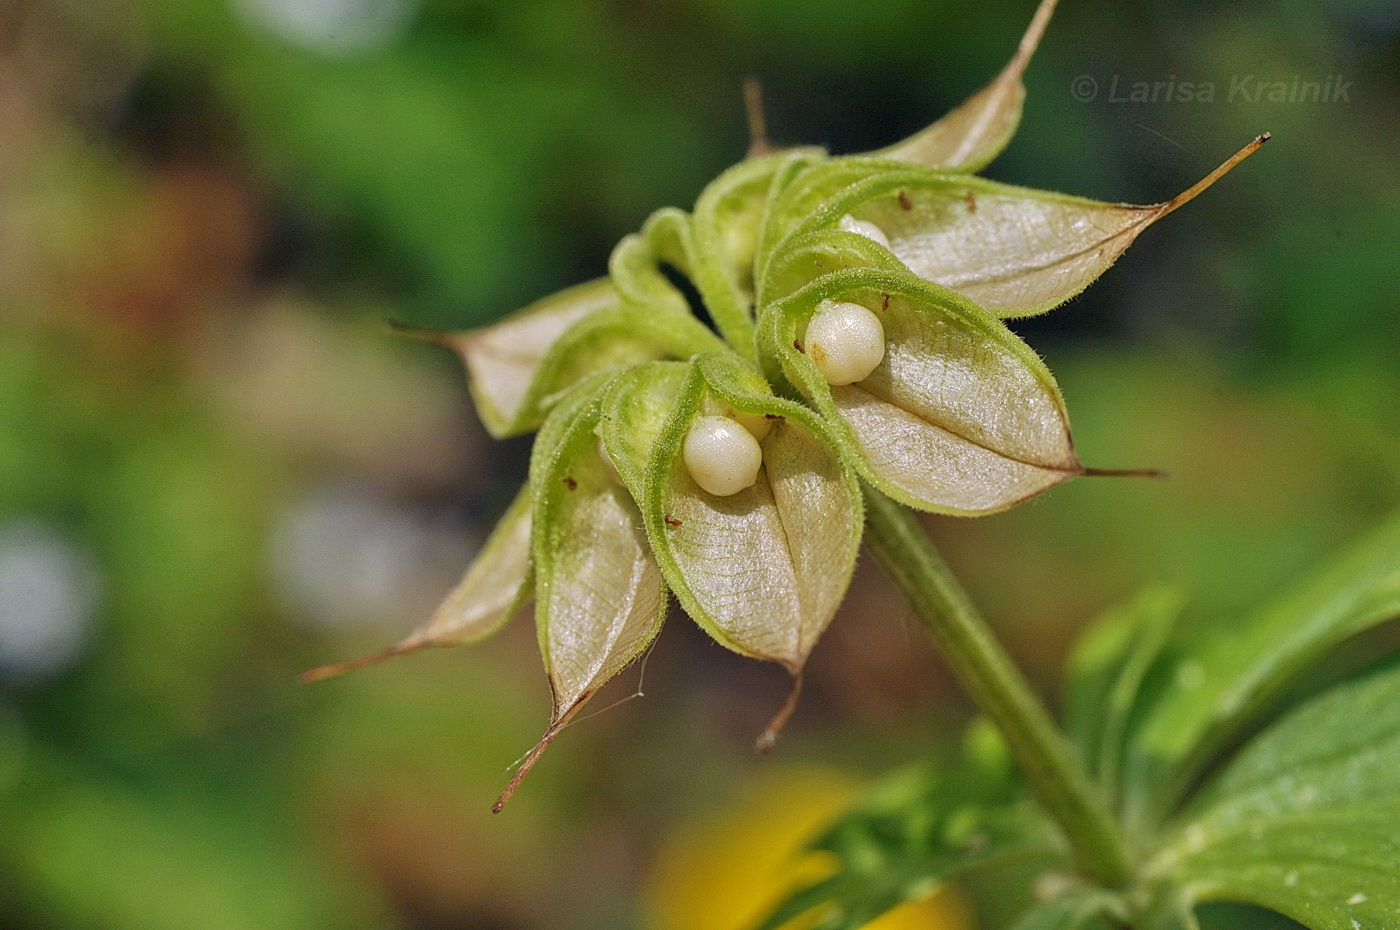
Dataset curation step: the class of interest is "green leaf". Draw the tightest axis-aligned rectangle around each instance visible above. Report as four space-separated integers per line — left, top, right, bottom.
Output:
760 269 1083 515
758 742 1062 930
1120 511 1400 827
1135 888 1200 930
874 0 1058 173
527 306 723 430
415 482 534 642
1153 662 1400 929
1063 587 1181 793
494 374 667 811
1170 808 1400 930
642 353 864 687
300 483 534 683
1007 888 1118 930
786 135 1267 318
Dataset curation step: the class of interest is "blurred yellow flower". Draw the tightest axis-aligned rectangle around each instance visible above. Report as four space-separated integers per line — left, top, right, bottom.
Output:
644 767 974 930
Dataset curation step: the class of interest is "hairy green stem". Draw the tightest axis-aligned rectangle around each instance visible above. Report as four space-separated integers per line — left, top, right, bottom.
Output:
863 488 1134 888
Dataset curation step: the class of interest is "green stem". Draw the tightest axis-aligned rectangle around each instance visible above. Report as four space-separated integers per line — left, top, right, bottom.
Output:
863 488 1134 888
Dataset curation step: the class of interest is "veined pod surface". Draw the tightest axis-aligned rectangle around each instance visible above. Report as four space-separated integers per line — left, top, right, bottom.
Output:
643 354 863 680
495 374 669 810
762 269 1082 515
787 137 1268 318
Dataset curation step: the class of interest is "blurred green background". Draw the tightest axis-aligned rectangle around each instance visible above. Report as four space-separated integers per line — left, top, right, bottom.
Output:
0 0 1396 927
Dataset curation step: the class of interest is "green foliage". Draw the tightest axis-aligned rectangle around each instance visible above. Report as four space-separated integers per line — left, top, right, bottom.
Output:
756 724 1062 930
1120 512 1400 829
138 0 716 326
1064 587 1179 795
3 752 376 930
1161 661 1400 928
1007 889 1119 930
771 514 1400 929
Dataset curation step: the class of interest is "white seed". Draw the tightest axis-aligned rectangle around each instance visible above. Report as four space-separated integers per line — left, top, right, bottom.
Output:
700 395 772 442
682 415 763 497
838 213 892 250
731 410 772 442
804 301 886 386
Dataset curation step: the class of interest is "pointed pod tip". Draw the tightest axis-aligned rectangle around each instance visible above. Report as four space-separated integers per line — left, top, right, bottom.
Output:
754 669 805 755
298 639 424 684
298 666 339 685
1082 466 1170 481
493 717 571 814
743 75 774 160
385 320 453 347
1015 0 1061 66
1159 133 1272 219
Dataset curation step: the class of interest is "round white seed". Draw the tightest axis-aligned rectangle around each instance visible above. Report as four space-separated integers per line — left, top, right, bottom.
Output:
700 395 772 442
682 415 764 497
838 213 892 250
804 301 886 386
